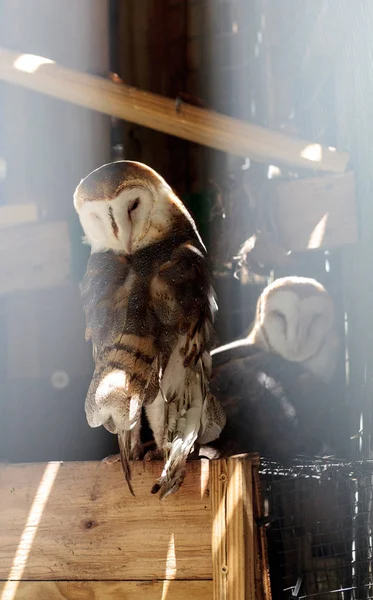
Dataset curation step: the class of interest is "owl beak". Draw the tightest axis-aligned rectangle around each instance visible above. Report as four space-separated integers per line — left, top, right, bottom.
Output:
123 239 132 255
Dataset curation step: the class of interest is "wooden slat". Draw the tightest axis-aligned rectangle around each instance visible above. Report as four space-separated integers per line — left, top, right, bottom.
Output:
227 458 255 600
0 460 212 581
210 457 257 600
0 580 212 600
0 47 349 172
210 459 228 600
0 204 38 229
271 171 358 251
0 221 70 295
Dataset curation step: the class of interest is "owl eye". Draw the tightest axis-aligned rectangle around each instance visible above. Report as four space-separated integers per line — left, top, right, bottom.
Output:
128 198 140 214
272 309 286 321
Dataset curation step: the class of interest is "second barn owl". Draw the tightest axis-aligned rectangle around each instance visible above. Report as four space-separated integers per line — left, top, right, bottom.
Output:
213 276 340 382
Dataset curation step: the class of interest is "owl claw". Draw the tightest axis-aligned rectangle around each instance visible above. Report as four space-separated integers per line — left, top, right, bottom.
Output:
183 343 198 367
101 453 121 466
144 448 164 462
101 442 158 465
131 443 143 461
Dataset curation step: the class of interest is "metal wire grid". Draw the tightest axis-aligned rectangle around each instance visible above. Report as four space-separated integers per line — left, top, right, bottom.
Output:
260 460 373 599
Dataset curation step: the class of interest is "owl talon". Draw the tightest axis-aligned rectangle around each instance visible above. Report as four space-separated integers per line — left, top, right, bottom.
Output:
180 333 191 356
184 343 198 367
131 444 143 461
101 453 121 466
190 319 200 340
144 448 164 462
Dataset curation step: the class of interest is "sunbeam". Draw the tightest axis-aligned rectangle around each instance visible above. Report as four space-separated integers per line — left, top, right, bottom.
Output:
1 462 61 600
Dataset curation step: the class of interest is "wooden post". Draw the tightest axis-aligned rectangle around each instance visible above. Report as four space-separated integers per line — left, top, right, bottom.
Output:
211 459 228 599
211 456 262 600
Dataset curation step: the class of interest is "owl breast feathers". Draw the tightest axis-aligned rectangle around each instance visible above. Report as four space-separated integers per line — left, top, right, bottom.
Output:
75 160 225 498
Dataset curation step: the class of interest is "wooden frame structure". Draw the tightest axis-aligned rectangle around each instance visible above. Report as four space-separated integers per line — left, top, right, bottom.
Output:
0 456 270 600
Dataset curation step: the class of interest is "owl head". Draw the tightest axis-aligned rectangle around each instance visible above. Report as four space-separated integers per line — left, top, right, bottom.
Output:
248 276 340 381
74 160 197 254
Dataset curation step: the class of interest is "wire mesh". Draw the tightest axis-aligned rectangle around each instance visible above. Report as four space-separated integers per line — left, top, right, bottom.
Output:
260 459 373 600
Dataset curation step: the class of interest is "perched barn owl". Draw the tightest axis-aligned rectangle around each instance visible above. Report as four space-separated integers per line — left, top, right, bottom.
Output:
212 276 339 382
74 160 225 498
202 348 341 462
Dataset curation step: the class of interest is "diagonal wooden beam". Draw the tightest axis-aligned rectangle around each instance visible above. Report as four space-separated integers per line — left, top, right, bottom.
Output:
0 47 349 172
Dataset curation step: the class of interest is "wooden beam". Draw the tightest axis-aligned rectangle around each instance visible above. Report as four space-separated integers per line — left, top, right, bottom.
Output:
0 47 349 173
0 580 213 600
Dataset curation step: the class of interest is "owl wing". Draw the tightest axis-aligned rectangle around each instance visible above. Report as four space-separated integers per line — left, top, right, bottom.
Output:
81 252 160 495
148 240 225 497
208 352 305 461
211 337 261 368
207 349 333 461
80 251 131 353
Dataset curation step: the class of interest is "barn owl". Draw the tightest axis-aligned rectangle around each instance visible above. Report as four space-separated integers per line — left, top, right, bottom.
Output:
201 348 341 462
74 160 225 498
212 276 339 382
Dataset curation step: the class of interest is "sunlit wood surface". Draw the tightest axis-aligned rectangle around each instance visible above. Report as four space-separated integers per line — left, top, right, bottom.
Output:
0 456 267 599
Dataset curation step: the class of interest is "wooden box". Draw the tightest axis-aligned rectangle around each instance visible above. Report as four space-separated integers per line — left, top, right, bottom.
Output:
0 457 271 599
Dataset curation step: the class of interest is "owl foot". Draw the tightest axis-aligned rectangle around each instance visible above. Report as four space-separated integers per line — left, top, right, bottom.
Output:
101 453 121 466
131 443 144 461
144 448 164 462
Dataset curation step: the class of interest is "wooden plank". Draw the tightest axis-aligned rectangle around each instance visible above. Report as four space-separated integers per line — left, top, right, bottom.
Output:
0 580 213 600
227 458 255 600
0 203 38 229
226 459 246 598
271 171 358 251
0 47 349 172
0 221 70 294
210 457 257 600
210 460 228 600
0 460 212 581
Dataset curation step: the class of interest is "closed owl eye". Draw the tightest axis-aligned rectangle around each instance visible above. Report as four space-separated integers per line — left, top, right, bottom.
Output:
306 313 322 336
128 198 140 214
271 309 287 337
272 309 286 322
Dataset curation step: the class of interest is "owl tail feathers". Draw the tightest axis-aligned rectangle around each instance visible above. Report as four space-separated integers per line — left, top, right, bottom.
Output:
198 391 226 445
152 406 202 500
118 429 135 497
